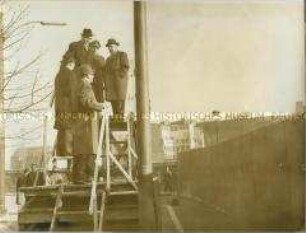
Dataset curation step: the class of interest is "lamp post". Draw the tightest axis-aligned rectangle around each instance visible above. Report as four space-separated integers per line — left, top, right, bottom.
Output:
134 1 155 230
33 21 67 26
17 21 68 28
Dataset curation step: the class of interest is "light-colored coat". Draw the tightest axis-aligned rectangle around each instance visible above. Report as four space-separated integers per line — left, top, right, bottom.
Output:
73 78 104 156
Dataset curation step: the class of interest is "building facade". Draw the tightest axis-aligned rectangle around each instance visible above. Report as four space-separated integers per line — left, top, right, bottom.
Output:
11 146 52 171
161 120 205 160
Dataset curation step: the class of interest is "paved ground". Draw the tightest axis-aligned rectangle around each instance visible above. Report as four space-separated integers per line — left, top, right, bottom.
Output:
0 194 18 232
0 216 18 232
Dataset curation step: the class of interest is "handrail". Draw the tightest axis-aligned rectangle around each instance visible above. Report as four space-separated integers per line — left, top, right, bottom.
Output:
164 204 184 232
89 110 107 215
105 112 138 190
49 184 64 231
127 117 132 176
106 116 111 190
108 150 138 190
98 191 106 231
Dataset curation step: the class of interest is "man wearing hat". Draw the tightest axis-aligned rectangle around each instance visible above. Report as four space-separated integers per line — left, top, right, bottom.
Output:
104 38 130 118
63 28 94 68
88 40 105 102
73 64 104 184
54 55 77 157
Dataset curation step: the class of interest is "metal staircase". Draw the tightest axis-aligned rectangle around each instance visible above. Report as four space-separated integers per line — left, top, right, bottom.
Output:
18 110 140 231
89 111 139 231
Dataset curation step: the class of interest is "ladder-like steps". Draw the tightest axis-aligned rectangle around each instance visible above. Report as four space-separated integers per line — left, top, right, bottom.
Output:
18 115 140 231
19 182 140 230
103 190 139 230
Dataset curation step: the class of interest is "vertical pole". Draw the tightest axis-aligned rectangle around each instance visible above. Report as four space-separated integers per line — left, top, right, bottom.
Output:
106 117 110 190
22 128 25 170
127 118 132 176
189 121 196 149
0 10 5 214
42 115 47 183
134 1 155 230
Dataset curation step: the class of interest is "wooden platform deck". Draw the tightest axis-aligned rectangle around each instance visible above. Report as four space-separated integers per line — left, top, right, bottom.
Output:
18 180 140 231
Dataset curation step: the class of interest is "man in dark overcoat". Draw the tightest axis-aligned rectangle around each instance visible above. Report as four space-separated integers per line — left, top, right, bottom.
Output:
104 38 130 117
73 64 104 184
63 28 94 69
88 40 105 102
54 55 77 157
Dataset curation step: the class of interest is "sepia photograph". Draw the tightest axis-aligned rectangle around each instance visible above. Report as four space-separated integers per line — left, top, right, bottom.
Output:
0 0 304 231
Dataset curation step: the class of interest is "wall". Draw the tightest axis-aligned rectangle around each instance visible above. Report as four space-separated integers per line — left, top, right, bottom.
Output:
178 119 305 230
197 118 280 147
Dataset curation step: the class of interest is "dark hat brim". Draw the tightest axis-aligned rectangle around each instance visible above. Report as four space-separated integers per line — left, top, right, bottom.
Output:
106 41 120 47
90 44 101 49
81 33 94 38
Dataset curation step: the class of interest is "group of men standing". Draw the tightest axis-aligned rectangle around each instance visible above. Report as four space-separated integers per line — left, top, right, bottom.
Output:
53 28 130 184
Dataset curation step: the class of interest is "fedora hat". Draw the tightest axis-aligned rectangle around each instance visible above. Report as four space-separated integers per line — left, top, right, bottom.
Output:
89 40 101 49
81 28 94 38
105 38 120 47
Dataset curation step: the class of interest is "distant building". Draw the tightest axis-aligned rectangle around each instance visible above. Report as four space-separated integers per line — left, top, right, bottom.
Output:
11 146 52 171
151 123 165 163
5 170 21 193
161 120 204 160
295 101 305 114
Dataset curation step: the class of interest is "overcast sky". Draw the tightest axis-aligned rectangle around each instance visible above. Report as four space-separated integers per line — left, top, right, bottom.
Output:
147 1 304 113
3 0 304 168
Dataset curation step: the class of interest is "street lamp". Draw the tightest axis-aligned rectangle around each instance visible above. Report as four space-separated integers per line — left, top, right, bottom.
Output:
29 21 68 27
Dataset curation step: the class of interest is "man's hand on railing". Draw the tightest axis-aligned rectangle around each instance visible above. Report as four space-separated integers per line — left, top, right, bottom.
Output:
98 103 107 119
99 101 113 118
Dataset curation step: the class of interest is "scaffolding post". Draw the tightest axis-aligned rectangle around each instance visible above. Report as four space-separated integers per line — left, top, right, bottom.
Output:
0 11 5 215
42 115 48 183
134 1 155 230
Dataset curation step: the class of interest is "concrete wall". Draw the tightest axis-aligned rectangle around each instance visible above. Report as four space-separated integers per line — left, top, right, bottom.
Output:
178 119 305 230
151 123 165 163
197 118 276 147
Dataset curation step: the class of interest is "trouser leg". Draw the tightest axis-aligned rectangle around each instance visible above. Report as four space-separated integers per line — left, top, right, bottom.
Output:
118 100 125 116
86 154 95 182
111 100 118 115
56 130 64 156
111 100 124 121
72 155 87 183
56 129 73 156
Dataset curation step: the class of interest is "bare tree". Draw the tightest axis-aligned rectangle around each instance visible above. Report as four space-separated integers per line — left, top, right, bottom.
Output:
1 1 53 114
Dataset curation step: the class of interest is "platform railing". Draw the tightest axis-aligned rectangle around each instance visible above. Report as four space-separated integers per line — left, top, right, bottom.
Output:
89 106 139 230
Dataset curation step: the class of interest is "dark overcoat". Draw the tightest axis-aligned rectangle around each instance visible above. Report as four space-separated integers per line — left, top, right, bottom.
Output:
54 67 78 130
64 40 91 68
73 78 104 156
90 54 105 102
104 51 130 101
53 66 79 156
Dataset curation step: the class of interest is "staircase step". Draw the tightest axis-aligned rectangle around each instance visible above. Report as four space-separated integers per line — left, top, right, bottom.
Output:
110 139 128 145
104 207 138 221
109 121 128 130
19 208 53 213
107 203 138 211
106 195 138 206
109 190 138 196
